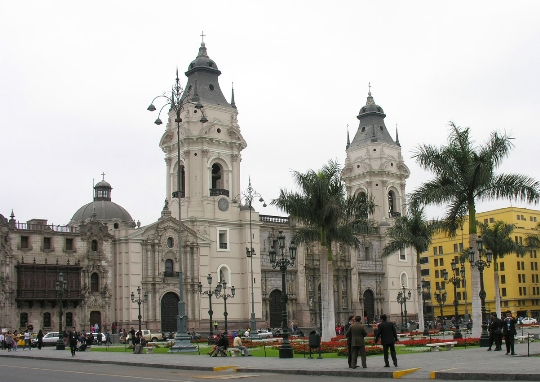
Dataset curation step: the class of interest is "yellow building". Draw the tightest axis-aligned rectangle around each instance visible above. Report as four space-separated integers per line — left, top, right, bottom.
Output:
420 207 540 321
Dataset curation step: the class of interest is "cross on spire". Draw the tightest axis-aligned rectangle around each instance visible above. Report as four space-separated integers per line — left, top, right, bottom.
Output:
101 172 106 180
368 82 371 95
200 31 206 43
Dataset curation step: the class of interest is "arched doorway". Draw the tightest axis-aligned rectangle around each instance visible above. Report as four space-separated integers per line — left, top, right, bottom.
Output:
90 311 101 332
161 292 179 333
363 290 375 322
269 290 282 328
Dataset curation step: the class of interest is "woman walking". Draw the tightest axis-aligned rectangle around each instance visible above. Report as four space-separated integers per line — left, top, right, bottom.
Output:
37 329 44 350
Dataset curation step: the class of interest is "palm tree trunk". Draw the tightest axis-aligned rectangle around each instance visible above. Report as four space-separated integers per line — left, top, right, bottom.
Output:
319 250 336 342
494 269 501 319
469 233 482 338
416 261 424 331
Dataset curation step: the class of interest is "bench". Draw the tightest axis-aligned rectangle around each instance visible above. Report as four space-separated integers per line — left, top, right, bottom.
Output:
228 347 242 357
144 347 154 354
426 341 457 352
515 335 535 343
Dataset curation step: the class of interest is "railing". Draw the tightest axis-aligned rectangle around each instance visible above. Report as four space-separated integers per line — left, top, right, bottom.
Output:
210 188 229 197
172 190 185 198
390 212 402 218
219 243 228 249
13 222 78 232
259 215 289 224
164 271 175 277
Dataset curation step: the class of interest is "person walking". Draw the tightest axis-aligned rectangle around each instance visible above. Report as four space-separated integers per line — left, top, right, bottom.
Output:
68 327 78 356
502 310 517 355
37 329 44 350
23 329 31 350
375 314 398 367
344 315 354 368
487 312 503 351
5 332 13 352
130 327 136 346
232 333 252 356
345 316 368 369
12 330 18 351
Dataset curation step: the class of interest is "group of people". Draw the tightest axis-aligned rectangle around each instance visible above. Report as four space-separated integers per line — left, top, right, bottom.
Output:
0 327 45 351
208 332 251 357
345 314 398 369
488 310 518 355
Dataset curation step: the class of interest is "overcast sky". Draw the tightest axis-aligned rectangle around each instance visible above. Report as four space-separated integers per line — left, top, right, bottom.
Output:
1 0 540 227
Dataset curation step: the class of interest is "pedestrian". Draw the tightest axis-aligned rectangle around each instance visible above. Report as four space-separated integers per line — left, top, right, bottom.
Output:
23 329 31 350
487 312 502 351
68 327 78 356
5 332 13 351
345 316 367 369
12 330 18 351
232 332 252 356
94 323 99 333
106 330 112 345
375 314 398 367
214 321 219 332
130 327 136 346
344 315 354 368
0 332 4 350
37 329 44 350
212 332 229 357
502 310 517 355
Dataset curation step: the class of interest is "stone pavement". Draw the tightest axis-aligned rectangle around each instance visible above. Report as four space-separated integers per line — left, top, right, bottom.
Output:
1 339 539 380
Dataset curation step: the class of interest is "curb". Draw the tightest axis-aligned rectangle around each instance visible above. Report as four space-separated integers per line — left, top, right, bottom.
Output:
393 367 420 378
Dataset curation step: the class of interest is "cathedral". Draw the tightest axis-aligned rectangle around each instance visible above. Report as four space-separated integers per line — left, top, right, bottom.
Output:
0 41 416 338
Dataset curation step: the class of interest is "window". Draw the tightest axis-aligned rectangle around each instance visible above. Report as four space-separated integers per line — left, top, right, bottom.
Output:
91 240 98 251
167 237 174 248
438 246 443 254
502 288 507 297
400 273 408 288
421 269 430 276
484 219 488 224
365 246 371 260
518 274 522 283
434 259 439 267
43 312 51 328
20 312 28 328
532 262 536 271
490 218 494 223
500 262 505 271
217 228 229 251
517 215 521 220
518 261 521 270
21 236 29 249
501 275 506 284
457 292 461 300
165 259 174 277
433 247 438 256
91 273 99 293
435 270 440 278
66 312 73 327
43 237 52 250
524 287 527 295
453 243 458 253
440 258 444 266
65 238 73 251
399 248 406 261
523 274 526 283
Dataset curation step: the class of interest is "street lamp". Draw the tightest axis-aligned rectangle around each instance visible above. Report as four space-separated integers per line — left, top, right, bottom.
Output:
131 286 148 335
269 231 297 358
198 274 217 343
421 279 432 335
468 237 493 347
147 69 207 352
55 272 68 350
442 259 466 339
396 285 412 333
214 280 235 333
235 177 266 338
434 287 447 326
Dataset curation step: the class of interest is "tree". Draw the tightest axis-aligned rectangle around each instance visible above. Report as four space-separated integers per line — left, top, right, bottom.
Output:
410 122 540 337
381 204 440 332
272 160 376 342
478 220 525 318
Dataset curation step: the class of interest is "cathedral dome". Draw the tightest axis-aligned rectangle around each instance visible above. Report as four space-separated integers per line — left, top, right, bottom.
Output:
70 177 134 225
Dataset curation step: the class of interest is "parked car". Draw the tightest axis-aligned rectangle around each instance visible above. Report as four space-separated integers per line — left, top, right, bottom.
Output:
32 331 61 347
256 329 273 339
521 317 538 325
88 332 106 345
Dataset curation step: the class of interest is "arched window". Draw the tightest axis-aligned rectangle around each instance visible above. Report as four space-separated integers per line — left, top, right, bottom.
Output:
20 313 28 329
211 163 223 189
165 259 174 277
173 163 186 198
43 312 51 328
91 272 99 293
388 190 395 217
91 239 98 251
66 312 73 327
400 272 408 288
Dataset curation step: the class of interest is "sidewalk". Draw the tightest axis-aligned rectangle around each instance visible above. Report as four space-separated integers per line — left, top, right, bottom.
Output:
1 340 539 380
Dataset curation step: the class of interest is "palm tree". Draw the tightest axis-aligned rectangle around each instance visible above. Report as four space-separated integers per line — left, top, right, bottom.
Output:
478 221 526 319
410 122 540 337
381 204 440 332
272 160 376 342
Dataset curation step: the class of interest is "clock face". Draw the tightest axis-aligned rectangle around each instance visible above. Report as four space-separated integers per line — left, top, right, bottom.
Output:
218 198 229 211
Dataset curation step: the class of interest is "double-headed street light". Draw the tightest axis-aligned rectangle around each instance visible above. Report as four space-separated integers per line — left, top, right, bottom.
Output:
269 231 297 358
198 274 217 343
214 280 235 333
147 70 207 352
468 237 493 347
55 273 68 350
442 259 466 339
397 285 412 333
131 286 148 335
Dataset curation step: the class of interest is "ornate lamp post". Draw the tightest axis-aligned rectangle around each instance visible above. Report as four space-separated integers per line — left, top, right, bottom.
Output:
131 286 148 335
147 70 207 352
434 287 447 326
442 259 466 339
55 272 68 350
269 231 297 358
198 274 217 343
468 237 493 347
236 178 266 338
421 279 431 335
396 285 412 333
214 280 235 333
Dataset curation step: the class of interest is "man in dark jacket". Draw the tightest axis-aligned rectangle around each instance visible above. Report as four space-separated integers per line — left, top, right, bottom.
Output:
68 327 78 356
502 310 517 355
488 312 503 351
375 314 398 367
345 316 368 369
344 315 354 368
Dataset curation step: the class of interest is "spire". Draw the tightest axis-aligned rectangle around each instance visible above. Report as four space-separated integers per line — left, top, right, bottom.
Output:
395 124 400 146
346 125 350 149
191 79 200 103
366 82 375 105
231 82 236 109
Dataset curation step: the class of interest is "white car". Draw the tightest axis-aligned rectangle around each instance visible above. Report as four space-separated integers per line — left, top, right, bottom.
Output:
521 317 538 325
255 329 273 339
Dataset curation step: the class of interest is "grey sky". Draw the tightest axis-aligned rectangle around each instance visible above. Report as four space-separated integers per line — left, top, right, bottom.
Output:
1 0 539 226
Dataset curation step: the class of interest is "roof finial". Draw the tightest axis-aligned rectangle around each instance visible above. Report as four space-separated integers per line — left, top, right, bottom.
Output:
200 31 206 43
396 124 400 146
368 82 371 96
231 82 236 109
101 172 106 180
346 124 350 150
